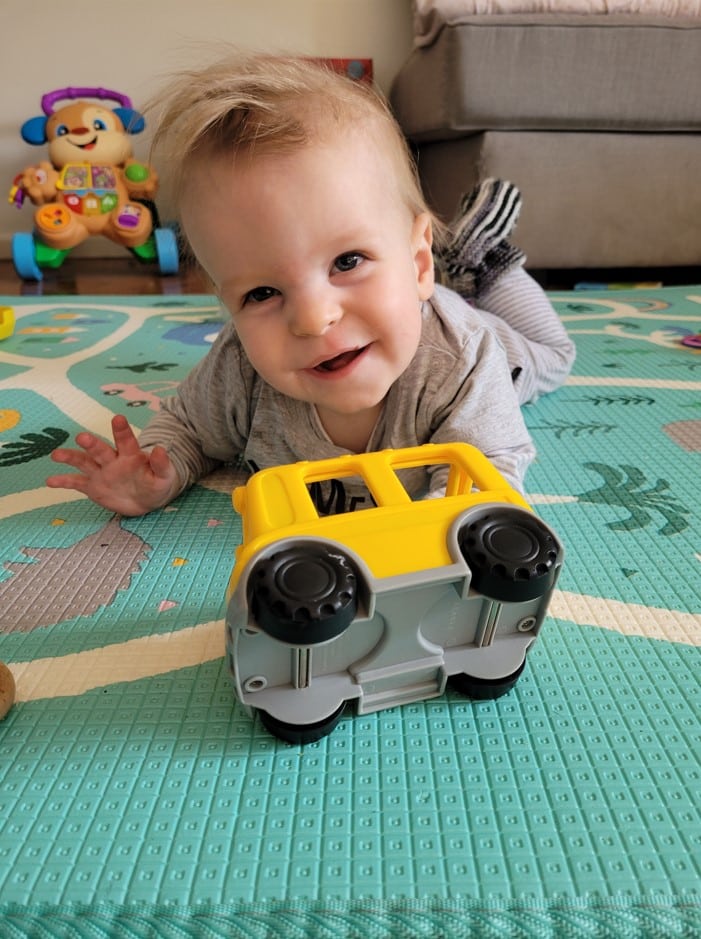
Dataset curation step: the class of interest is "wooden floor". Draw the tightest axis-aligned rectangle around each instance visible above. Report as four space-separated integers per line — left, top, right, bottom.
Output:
1 256 699 297
0 257 212 297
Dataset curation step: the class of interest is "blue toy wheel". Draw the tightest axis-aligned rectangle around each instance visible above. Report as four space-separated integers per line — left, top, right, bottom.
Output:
154 227 179 275
12 233 43 281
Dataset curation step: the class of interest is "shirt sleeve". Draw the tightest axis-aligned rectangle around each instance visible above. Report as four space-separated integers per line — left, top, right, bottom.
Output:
417 291 536 496
138 321 254 493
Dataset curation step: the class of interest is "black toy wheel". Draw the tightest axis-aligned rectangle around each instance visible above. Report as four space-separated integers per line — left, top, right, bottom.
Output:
248 544 357 645
258 703 346 744
458 507 562 603
449 660 526 701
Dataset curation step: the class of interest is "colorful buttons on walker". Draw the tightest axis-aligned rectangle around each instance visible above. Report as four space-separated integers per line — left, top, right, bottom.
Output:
36 203 72 232
125 162 149 183
116 203 143 230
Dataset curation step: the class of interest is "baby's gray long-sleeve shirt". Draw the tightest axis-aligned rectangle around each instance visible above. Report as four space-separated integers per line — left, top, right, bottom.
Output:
139 284 536 509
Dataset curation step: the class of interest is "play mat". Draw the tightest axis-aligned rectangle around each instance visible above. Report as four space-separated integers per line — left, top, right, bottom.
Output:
0 287 699 937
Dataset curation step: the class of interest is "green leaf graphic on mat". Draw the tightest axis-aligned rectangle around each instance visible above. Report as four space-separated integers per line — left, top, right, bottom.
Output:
579 462 689 536
572 394 655 407
563 303 599 313
107 361 179 373
0 426 69 466
0 517 149 633
529 420 616 439
663 359 701 372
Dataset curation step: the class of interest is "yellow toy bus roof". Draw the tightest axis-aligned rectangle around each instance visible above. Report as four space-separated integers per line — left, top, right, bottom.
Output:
229 443 530 591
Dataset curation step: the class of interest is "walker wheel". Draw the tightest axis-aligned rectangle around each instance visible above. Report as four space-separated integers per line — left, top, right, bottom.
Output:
12 233 42 281
154 227 179 275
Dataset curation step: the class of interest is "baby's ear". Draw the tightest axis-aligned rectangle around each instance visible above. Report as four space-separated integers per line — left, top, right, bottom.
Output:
412 212 435 300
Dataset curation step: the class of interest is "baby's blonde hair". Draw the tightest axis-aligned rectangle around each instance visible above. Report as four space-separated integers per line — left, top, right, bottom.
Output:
150 50 443 240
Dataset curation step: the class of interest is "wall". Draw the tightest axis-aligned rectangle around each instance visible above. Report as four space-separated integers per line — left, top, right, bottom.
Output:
0 0 414 260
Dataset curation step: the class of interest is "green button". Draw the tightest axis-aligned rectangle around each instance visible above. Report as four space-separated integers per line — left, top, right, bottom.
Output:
125 163 149 183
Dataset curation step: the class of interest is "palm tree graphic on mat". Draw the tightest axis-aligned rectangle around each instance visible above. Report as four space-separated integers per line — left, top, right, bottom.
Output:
0 427 69 467
578 462 689 536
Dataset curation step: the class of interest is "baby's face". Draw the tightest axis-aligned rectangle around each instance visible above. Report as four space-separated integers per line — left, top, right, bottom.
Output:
181 130 434 446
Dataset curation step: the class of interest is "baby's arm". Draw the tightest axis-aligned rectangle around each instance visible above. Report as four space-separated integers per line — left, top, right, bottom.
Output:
425 322 536 497
47 414 182 517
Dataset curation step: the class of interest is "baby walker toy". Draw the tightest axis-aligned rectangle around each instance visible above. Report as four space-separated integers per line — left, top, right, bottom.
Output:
9 86 179 280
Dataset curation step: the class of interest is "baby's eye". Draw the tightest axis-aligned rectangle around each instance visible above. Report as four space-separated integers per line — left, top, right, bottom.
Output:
333 252 364 273
244 286 280 304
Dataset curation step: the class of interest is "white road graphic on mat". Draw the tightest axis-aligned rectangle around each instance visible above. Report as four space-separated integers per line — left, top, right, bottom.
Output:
556 294 701 357
7 591 699 703
10 620 225 702
566 376 701 390
554 293 701 322
0 301 221 436
0 487 85 519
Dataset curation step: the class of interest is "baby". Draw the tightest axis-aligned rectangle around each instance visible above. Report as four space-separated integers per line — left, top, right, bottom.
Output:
47 52 575 516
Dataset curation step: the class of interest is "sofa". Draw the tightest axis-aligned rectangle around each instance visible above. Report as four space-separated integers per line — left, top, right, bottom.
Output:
390 3 701 271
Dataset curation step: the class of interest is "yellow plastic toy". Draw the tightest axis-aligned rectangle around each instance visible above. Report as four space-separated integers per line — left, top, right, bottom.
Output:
0 662 15 721
225 442 564 743
10 86 178 280
0 307 14 340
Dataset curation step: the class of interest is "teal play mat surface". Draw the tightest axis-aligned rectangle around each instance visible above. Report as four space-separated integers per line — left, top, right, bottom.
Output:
0 289 699 937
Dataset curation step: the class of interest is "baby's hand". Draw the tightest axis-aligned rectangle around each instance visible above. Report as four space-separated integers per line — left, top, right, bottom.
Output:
47 414 180 517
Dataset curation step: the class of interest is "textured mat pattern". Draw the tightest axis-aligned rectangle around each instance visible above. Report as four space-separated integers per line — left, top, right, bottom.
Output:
0 289 699 937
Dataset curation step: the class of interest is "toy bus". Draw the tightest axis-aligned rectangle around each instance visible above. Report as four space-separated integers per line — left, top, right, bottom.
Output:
225 442 563 743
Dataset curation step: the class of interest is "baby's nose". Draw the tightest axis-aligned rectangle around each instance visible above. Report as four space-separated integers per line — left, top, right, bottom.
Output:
289 293 342 337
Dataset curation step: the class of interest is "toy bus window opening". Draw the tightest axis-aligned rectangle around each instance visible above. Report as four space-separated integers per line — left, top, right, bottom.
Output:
305 473 378 516
302 456 475 516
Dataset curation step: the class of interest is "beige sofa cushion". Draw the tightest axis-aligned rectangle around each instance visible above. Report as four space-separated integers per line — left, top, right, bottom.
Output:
391 14 701 139
413 2 701 47
415 131 701 267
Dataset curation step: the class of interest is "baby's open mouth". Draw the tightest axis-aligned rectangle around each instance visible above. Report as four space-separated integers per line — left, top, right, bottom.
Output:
314 347 366 373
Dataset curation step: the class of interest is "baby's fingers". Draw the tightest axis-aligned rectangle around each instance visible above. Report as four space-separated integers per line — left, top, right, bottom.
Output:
71 431 119 468
110 414 141 455
46 470 91 493
50 443 95 472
